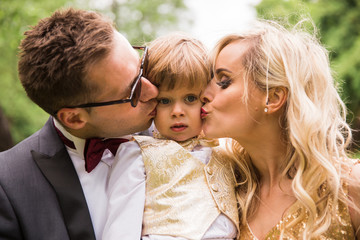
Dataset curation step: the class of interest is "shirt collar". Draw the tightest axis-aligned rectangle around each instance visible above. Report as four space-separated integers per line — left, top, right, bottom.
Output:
53 118 133 159
53 118 87 159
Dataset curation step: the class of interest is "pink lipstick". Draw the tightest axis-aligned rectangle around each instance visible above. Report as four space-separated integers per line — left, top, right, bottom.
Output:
201 108 208 119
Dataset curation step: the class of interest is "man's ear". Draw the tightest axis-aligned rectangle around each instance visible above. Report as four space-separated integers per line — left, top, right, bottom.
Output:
56 108 88 130
266 87 288 113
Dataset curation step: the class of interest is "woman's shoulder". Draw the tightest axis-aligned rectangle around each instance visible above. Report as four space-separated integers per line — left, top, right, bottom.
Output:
346 158 360 187
347 158 360 238
349 158 360 176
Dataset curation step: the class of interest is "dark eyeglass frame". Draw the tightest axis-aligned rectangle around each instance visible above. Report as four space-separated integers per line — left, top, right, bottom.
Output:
54 46 148 114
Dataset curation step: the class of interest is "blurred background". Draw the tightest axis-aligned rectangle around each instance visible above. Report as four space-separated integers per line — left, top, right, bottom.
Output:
0 0 359 156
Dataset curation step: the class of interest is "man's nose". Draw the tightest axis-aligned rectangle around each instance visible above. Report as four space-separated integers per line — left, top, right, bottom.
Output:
139 77 158 102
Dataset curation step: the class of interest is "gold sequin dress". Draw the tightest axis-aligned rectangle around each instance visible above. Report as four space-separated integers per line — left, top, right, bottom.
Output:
239 196 355 239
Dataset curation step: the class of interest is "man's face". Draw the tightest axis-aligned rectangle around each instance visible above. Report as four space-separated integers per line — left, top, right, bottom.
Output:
84 31 158 138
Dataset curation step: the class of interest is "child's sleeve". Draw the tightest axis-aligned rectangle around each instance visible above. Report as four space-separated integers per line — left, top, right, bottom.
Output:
102 141 146 240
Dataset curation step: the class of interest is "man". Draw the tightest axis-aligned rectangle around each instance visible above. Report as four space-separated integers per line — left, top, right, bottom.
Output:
0 8 158 239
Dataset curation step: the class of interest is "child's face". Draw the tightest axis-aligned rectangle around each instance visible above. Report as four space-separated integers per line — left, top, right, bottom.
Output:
154 85 203 142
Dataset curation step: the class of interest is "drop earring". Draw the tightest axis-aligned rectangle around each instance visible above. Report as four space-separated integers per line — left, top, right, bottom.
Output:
264 57 270 113
264 98 269 112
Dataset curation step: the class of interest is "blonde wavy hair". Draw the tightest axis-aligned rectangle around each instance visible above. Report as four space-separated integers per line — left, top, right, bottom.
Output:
144 32 210 90
212 20 357 238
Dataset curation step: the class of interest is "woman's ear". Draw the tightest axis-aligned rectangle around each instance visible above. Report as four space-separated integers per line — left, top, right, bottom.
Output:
56 108 88 130
266 87 288 113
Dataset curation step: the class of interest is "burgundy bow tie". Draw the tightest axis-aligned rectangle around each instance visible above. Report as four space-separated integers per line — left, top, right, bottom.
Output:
83 138 128 172
55 127 128 172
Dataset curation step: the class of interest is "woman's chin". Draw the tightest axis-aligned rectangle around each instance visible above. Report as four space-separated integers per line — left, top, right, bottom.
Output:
202 127 217 139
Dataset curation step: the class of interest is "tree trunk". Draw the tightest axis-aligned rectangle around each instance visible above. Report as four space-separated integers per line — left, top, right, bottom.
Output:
351 112 360 153
0 108 14 151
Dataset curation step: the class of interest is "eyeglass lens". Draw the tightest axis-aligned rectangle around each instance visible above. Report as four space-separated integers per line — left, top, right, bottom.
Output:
130 47 147 107
131 74 142 107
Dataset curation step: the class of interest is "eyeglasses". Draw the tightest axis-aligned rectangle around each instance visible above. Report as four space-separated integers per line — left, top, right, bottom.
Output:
54 46 148 114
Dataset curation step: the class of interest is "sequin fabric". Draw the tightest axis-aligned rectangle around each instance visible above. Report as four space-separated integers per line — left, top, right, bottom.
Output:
239 197 355 240
133 136 239 240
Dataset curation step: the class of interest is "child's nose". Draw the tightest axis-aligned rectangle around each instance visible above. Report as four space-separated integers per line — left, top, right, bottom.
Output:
171 103 185 117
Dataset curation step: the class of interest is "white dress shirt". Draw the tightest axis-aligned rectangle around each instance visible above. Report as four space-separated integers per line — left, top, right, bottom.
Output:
53 120 132 240
103 140 237 240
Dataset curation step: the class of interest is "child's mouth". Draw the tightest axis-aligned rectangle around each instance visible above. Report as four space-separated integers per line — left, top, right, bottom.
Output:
170 124 187 132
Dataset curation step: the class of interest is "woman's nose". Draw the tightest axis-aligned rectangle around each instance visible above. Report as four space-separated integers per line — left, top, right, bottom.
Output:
200 83 214 104
139 77 158 102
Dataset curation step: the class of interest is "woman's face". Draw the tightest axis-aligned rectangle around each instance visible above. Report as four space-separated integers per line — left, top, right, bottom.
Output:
201 40 266 142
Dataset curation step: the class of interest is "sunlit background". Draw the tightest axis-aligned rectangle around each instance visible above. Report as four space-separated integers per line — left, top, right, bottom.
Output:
186 0 260 48
0 0 359 155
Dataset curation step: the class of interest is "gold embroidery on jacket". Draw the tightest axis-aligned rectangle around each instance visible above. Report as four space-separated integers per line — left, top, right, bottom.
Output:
133 136 239 240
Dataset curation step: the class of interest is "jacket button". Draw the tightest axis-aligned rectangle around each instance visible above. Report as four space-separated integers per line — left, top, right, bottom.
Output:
211 184 219 192
206 166 213 175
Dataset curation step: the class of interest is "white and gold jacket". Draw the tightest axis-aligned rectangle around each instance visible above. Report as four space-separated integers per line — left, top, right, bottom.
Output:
133 135 240 240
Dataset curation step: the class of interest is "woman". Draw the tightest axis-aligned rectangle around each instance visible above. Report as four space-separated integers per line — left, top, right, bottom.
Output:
201 20 360 239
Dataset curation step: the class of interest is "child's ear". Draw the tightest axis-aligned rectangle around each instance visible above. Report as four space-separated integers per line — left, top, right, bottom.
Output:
56 108 88 130
266 87 288 113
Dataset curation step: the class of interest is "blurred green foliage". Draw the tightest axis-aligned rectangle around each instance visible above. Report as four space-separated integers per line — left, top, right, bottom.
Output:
256 0 360 150
0 0 188 144
0 0 75 142
109 0 189 44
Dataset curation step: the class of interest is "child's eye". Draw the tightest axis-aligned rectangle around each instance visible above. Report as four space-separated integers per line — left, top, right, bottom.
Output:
184 95 198 103
216 77 232 89
158 98 170 104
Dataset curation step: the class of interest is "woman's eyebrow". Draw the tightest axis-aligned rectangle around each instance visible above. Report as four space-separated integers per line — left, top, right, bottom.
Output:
215 68 232 74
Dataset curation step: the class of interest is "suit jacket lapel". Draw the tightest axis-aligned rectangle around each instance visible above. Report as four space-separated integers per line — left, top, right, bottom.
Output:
33 118 96 240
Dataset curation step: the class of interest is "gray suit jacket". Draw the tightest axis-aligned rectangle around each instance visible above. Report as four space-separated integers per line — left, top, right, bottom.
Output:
0 118 96 240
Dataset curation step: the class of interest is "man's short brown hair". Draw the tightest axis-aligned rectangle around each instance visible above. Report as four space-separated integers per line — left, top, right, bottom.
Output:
18 8 115 115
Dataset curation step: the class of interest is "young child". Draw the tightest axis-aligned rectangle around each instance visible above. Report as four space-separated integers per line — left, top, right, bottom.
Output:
102 33 239 240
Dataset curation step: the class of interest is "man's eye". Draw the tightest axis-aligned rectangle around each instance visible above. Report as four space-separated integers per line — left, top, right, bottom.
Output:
158 98 170 104
185 95 198 103
216 77 232 89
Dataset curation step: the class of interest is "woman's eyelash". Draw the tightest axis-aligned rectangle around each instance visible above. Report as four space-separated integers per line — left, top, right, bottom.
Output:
216 79 232 89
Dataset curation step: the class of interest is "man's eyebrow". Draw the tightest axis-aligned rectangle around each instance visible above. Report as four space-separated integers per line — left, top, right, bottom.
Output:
128 54 141 87
133 47 142 67
123 76 137 94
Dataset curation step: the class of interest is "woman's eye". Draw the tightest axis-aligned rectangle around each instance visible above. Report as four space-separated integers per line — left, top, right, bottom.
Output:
216 77 232 89
158 98 170 104
185 95 198 103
